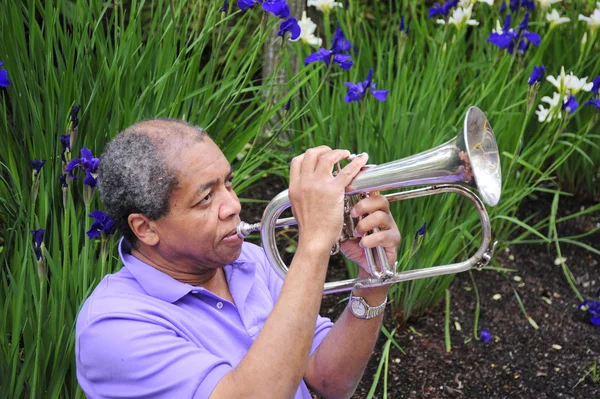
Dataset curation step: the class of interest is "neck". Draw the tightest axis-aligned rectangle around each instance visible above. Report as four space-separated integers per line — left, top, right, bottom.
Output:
131 247 221 288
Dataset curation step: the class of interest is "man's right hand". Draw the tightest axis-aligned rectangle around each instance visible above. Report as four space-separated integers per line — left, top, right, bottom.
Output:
288 146 369 253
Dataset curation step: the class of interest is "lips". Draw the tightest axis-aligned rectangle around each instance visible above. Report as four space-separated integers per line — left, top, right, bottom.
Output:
222 227 241 242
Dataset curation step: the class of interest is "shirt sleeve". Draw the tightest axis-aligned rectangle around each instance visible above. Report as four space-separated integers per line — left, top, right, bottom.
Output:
76 313 232 399
251 244 334 356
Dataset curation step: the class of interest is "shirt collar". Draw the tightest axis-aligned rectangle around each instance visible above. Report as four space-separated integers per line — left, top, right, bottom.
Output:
119 237 194 303
118 237 257 304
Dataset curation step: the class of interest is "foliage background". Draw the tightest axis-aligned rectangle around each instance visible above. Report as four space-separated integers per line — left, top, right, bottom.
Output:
0 0 598 397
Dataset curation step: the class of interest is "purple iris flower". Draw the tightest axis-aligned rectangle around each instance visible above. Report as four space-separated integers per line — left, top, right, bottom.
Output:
331 25 353 54
278 17 300 40
31 229 45 260
0 61 10 87
284 98 291 111
221 0 228 12
70 104 81 130
579 291 600 326
562 95 579 114
239 0 289 18
86 210 116 239
500 1 507 12
344 69 388 103
509 0 535 12
415 222 427 238
528 66 546 85
429 0 459 18
591 76 600 95
584 99 600 109
66 147 100 181
60 134 71 152
305 48 354 70
32 159 46 174
480 329 493 343
399 16 409 35
487 13 540 55
59 174 68 189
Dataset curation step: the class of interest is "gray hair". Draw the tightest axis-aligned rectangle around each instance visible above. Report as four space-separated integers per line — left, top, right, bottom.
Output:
97 118 207 246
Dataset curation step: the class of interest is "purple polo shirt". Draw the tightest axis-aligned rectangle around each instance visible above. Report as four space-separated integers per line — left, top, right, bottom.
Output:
76 238 333 398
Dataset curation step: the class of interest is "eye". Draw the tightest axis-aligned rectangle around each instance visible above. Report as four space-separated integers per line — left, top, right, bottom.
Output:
198 192 212 205
226 175 234 187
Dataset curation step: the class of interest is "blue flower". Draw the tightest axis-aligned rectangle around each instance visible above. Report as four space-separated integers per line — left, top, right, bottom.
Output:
59 174 68 189
399 16 409 35
584 99 600 110
31 229 45 260
480 329 493 343
221 0 228 12
500 1 506 12
429 0 459 18
0 61 10 87
305 48 354 70
60 134 71 152
278 17 300 40
509 0 535 12
70 104 81 130
32 159 46 175
528 66 546 85
331 25 353 54
239 0 290 18
344 69 388 103
66 147 100 181
86 210 116 239
415 222 427 238
591 76 600 95
562 95 579 114
487 13 540 55
579 292 600 327
284 98 291 111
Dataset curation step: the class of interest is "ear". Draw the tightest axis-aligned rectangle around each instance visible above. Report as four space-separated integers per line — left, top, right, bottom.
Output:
128 213 159 246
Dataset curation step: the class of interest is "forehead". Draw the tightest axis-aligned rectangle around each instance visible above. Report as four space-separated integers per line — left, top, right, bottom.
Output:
172 138 230 184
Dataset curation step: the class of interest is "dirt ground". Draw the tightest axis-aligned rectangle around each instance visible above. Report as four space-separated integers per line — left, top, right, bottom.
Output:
240 181 599 399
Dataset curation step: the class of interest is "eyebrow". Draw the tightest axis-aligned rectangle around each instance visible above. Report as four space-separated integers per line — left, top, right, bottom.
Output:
194 167 234 198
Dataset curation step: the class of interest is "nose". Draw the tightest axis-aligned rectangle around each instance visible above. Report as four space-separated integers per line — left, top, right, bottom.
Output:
219 188 241 220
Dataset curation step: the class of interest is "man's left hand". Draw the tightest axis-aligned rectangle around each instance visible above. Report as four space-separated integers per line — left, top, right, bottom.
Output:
340 193 401 277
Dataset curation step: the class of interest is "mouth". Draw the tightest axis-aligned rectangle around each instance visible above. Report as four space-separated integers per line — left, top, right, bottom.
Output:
222 227 242 242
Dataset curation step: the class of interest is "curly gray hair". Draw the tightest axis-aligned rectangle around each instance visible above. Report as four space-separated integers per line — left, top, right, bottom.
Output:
97 118 206 246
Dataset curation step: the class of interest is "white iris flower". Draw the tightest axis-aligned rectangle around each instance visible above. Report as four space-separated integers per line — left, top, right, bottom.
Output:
307 0 343 14
298 11 323 47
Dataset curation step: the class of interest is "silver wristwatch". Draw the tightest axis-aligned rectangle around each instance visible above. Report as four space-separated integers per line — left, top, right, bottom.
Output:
348 293 387 319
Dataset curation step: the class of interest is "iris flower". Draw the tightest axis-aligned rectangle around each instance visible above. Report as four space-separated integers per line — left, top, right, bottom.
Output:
307 0 343 14
528 66 546 85
429 0 459 18
487 13 540 55
59 174 68 189
278 17 301 41
591 76 600 94
536 0 561 10
578 6 600 33
87 210 116 239
221 0 228 12
399 16 409 35
32 159 46 175
561 95 579 114
480 329 493 343
66 148 100 188
0 62 10 87
238 0 290 18
546 9 570 27
584 99 600 109
415 222 427 238
579 291 600 326
305 48 353 70
297 11 323 47
70 104 81 130
31 229 45 261
344 69 388 103
330 25 353 54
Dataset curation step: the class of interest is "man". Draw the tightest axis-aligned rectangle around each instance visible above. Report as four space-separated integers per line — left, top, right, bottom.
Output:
76 119 400 398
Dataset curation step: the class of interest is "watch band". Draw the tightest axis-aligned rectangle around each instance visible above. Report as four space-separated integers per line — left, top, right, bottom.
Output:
348 293 387 319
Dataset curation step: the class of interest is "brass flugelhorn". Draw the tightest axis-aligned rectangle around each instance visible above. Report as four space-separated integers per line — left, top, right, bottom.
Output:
237 107 502 294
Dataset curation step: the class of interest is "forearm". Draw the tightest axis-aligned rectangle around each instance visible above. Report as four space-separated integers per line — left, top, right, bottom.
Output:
305 284 390 399
211 242 330 399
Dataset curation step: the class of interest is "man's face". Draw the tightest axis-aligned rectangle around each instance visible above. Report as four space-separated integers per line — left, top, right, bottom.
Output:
151 137 243 271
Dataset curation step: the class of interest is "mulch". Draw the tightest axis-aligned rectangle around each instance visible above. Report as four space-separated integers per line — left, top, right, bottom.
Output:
240 180 599 398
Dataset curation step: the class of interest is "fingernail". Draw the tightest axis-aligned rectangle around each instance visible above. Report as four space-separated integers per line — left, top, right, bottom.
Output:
348 153 357 160
358 152 368 157
350 208 358 218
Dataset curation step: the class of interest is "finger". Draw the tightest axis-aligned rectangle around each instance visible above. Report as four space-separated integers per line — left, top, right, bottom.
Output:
335 152 369 187
315 149 351 175
290 154 304 185
350 193 390 218
359 229 401 249
354 211 396 237
301 146 332 174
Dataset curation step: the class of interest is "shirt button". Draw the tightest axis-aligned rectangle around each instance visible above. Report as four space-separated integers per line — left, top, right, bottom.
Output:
216 302 224 309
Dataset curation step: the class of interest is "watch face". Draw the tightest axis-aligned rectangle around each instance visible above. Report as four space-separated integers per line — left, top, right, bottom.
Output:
351 299 367 317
